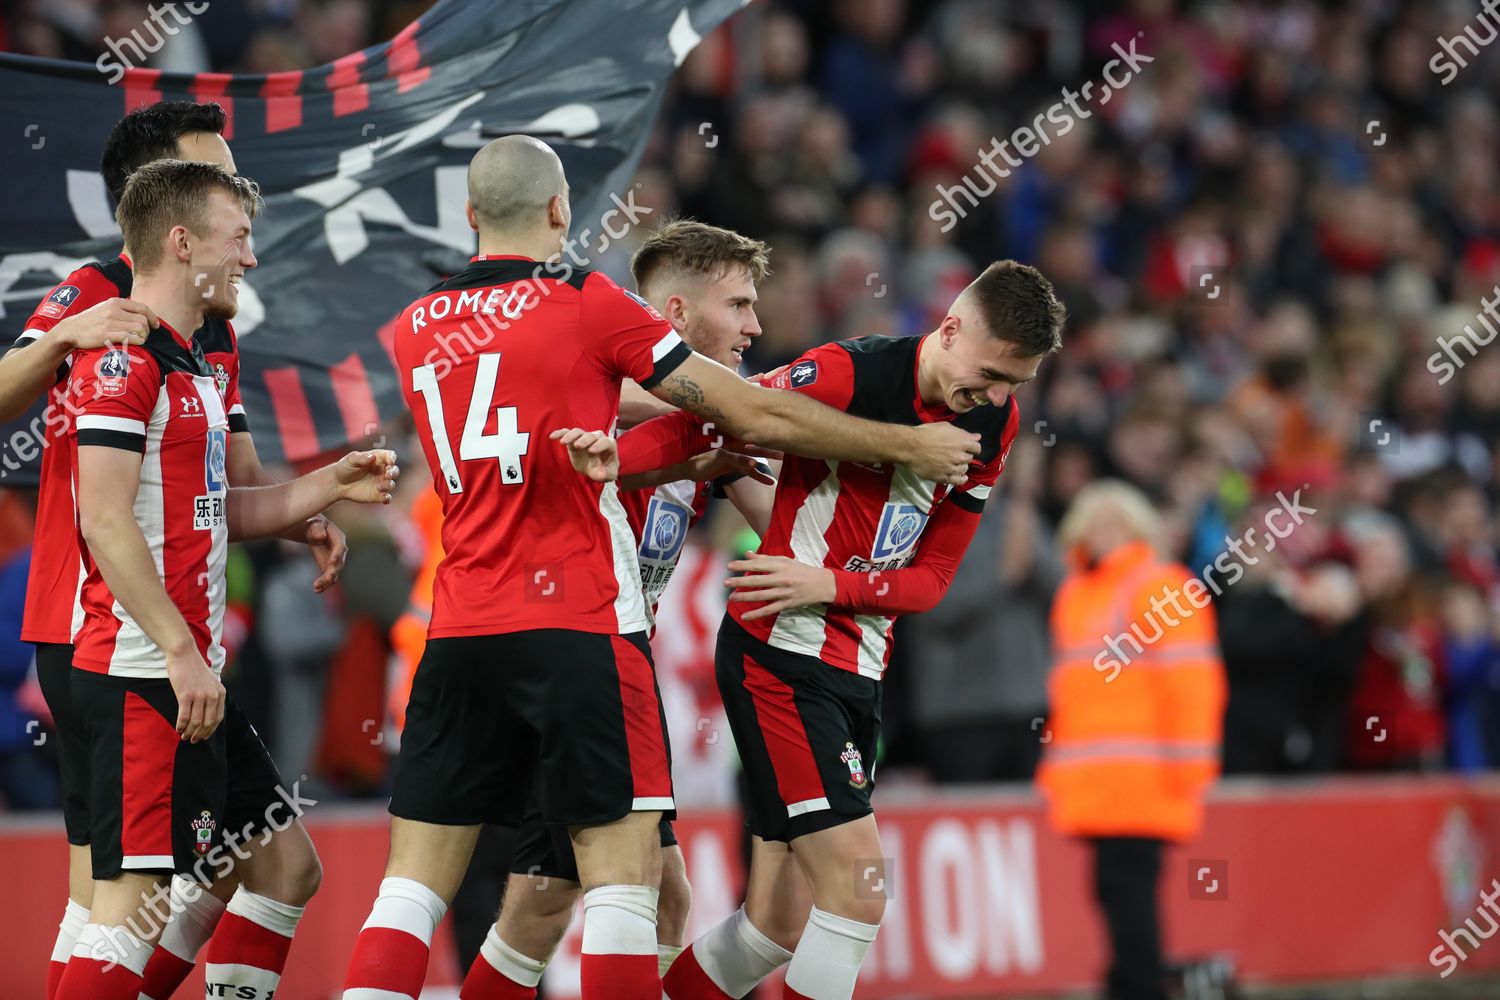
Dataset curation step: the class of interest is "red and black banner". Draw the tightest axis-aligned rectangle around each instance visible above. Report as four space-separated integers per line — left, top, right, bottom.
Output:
0 0 743 471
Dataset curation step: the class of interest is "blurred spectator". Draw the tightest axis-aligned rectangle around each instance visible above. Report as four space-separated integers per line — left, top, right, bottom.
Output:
1217 527 1365 775
1038 480 1225 1000
0 544 58 810
1343 512 1448 770
907 474 1062 783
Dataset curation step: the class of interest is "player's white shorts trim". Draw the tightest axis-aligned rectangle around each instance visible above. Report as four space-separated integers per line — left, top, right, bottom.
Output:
632 796 675 811
121 854 175 869
786 796 831 818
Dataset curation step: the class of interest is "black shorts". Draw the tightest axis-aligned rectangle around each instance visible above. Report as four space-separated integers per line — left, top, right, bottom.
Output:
509 801 679 883
390 629 674 829
716 616 881 843
36 643 89 845
71 671 287 880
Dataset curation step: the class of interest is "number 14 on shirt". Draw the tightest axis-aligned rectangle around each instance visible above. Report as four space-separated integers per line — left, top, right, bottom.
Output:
412 353 530 493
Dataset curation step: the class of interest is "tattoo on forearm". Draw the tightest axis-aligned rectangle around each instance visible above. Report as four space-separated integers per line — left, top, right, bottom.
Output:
659 374 726 421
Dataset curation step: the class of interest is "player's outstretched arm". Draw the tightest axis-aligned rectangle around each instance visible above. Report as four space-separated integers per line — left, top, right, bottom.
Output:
0 298 154 421
618 379 676 430
78 444 223 743
619 450 776 494
228 430 348 592
649 353 979 485
226 449 398 541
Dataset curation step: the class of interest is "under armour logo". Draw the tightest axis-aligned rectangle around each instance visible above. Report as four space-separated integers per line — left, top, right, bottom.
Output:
180 396 202 415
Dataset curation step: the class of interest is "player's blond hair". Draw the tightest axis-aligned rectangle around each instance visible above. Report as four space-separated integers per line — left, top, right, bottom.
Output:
631 219 772 296
115 159 261 273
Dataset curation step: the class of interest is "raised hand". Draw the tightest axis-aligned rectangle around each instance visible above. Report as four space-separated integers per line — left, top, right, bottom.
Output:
55 297 157 351
334 449 400 504
905 422 980 485
550 427 619 482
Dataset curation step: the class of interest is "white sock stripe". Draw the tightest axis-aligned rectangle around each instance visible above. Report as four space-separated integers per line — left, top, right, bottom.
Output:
735 907 795 964
63 898 91 928
806 906 879 943
582 885 659 957
361 877 446 939
583 884 660 923
74 923 153 976
480 927 548 988
783 907 880 1000
694 908 791 996
342 989 418 1000
157 879 226 960
227 886 305 938
51 900 90 963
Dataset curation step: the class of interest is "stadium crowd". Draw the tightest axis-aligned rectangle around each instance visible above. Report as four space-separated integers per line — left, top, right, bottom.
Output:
4 0 1500 818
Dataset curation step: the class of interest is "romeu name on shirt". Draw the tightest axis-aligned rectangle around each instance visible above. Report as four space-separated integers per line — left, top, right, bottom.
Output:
8 254 247 646
69 324 233 678
395 255 691 639
736 335 1018 679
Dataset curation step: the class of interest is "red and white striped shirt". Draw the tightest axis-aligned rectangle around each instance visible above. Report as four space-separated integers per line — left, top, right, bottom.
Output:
10 254 246 646
69 322 231 677
730 335 1018 679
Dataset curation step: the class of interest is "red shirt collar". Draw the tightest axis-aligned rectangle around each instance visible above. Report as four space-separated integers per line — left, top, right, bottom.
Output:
471 254 536 263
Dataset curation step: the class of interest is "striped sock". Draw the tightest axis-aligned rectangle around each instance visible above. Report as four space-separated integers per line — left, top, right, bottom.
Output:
580 884 660 1000
138 878 226 1000
202 888 304 999
781 908 877 1000
341 876 447 999
54 923 152 1000
459 925 546 998
664 907 792 1000
47 899 89 1000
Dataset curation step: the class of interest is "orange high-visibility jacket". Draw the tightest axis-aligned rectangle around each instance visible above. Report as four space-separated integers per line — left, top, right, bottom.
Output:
1037 540 1226 843
389 486 443 735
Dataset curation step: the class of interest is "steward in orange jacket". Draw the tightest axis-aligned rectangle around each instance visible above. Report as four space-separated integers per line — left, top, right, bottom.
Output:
1036 480 1226 1000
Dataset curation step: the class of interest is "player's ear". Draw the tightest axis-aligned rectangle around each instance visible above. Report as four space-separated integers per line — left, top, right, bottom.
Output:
663 293 689 332
170 224 193 265
464 200 478 233
940 313 962 348
547 194 568 232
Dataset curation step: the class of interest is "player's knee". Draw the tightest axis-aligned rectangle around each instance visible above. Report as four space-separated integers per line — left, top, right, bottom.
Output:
244 840 323 906
499 879 578 957
839 894 885 929
286 849 323 905
746 896 807 953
